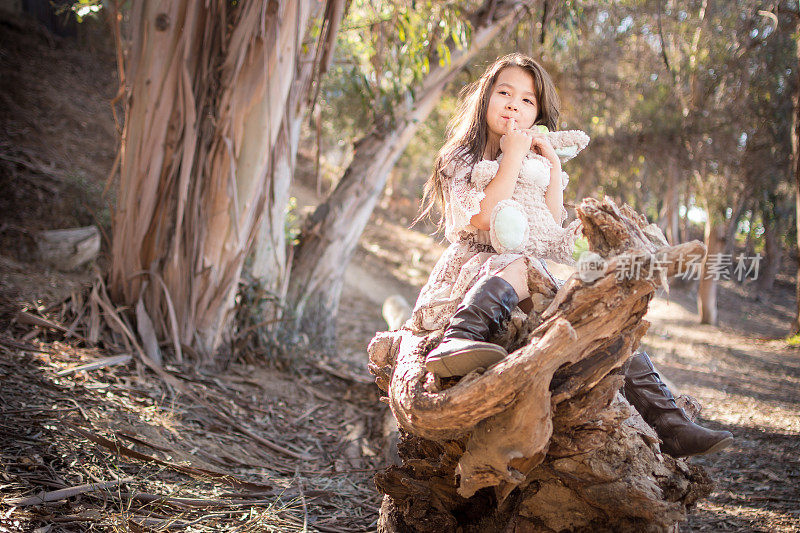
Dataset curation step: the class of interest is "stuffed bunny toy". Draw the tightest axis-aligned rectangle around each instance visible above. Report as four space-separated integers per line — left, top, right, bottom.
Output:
470 128 590 264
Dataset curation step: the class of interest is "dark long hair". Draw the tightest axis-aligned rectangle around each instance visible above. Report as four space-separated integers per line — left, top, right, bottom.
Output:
415 53 560 231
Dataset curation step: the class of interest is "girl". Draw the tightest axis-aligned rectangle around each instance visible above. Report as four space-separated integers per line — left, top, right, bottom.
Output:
411 52 581 377
409 53 732 457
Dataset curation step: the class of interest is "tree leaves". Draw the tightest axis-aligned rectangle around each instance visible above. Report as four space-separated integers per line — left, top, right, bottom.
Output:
323 0 474 126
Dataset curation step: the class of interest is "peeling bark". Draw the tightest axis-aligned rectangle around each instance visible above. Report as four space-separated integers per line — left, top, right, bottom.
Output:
108 0 332 358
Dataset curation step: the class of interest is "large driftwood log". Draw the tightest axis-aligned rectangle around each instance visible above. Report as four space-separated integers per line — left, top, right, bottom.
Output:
367 197 713 532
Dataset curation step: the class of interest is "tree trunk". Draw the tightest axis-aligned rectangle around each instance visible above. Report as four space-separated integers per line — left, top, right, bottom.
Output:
284 0 521 349
723 196 747 260
250 0 344 299
368 198 712 532
285 127 416 348
659 157 680 245
249 106 303 299
793 31 800 334
248 39 319 321
698 218 725 325
108 0 325 358
679 186 690 244
757 214 782 293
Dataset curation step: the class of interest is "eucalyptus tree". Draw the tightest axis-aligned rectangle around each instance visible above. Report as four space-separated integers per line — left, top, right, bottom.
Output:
109 1 342 359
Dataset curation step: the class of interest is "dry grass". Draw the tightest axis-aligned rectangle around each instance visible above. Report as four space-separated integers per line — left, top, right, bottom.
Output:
0 317 386 532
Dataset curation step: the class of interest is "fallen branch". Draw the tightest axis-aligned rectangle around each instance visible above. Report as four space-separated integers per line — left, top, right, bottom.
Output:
7 478 133 506
56 354 133 376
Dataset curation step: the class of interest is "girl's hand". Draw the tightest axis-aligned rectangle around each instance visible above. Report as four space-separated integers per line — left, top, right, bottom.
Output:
499 118 533 160
527 131 559 165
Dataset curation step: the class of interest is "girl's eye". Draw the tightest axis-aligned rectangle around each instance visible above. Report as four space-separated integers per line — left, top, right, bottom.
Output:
524 99 534 105
499 90 510 96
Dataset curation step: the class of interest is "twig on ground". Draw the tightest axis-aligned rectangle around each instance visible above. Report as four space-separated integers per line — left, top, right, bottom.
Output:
312 361 373 385
7 477 133 506
56 354 132 376
227 419 316 462
294 467 309 533
15 310 90 343
122 491 279 508
0 335 54 354
66 398 90 422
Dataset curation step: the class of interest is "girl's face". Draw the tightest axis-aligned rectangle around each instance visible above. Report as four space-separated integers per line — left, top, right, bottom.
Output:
485 66 539 144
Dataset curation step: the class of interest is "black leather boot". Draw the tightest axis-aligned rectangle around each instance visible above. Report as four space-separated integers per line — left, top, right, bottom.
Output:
623 351 734 457
425 276 519 378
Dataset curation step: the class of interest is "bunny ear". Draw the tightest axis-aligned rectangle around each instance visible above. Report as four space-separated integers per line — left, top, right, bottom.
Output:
546 129 590 162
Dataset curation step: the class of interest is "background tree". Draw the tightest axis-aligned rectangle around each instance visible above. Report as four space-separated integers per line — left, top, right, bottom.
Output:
553 1 792 325
745 9 794 295
785 1 800 333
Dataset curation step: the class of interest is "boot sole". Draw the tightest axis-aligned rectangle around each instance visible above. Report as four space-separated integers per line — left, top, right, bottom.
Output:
425 344 507 378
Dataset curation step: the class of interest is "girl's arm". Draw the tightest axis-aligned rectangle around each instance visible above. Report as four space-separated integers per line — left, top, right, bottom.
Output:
543 158 564 223
530 133 564 223
470 155 523 230
470 120 531 230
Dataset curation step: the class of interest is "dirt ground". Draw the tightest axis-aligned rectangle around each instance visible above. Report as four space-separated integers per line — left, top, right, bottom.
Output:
2 10 800 533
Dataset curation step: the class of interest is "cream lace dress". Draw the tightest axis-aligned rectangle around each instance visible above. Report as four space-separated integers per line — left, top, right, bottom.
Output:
409 150 582 333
